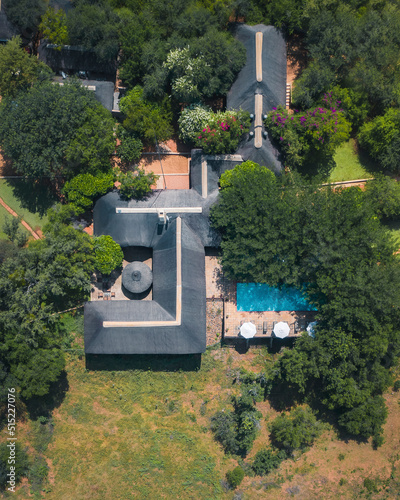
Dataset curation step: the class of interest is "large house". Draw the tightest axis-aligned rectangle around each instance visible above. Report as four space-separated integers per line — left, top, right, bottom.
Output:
84 25 287 357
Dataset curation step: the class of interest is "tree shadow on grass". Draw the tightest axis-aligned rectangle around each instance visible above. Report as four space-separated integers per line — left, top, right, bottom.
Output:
23 370 69 420
267 379 302 412
356 145 382 177
85 353 202 371
307 398 369 446
5 178 60 218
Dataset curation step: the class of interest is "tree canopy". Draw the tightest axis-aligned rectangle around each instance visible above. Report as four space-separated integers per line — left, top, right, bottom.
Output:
0 217 94 400
0 36 52 99
212 161 400 439
119 86 173 144
0 80 115 178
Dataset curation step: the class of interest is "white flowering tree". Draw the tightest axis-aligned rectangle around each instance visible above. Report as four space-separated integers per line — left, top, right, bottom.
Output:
163 47 210 102
178 103 213 143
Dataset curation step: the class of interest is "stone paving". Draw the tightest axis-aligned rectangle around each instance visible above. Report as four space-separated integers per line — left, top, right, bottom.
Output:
91 247 153 302
204 255 316 340
90 250 316 342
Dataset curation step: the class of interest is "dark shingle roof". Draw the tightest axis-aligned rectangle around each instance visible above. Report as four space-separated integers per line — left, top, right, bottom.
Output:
85 218 206 355
94 190 220 248
227 24 287 173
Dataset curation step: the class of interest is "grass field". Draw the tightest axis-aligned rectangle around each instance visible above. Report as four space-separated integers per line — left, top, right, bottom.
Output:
0 179 58 233
3 312 400 500
329 139 375 183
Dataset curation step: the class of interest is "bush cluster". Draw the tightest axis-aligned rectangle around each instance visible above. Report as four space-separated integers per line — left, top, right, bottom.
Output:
118 170 159 200
194 110 250 154
210 390 262 457
269 406 324 454
93 235 123 276
63 172 115 214
265 95 351 176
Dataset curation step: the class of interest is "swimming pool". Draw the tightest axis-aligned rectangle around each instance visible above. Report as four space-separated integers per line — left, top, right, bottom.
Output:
237 283 316 312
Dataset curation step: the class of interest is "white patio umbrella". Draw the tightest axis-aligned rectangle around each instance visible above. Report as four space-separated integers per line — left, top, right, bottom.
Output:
239 322 257 339
306 321 318 338
273 321 290 339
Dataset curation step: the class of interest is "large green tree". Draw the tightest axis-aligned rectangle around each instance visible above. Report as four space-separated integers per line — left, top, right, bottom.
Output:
0 36 52 98
66 0 120 63
0 80 115 178
210 161 303 287
119 86 173 144
0 217 94 400
3 0 47 37
212 162 400 440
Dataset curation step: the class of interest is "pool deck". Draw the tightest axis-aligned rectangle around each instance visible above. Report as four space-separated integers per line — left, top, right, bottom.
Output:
205 255 316 341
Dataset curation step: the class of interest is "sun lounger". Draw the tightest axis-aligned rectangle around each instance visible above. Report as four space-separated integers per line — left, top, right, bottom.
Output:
263 321 268 335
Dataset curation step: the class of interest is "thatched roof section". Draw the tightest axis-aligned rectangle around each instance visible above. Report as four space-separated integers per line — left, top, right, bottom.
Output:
227 24 287 173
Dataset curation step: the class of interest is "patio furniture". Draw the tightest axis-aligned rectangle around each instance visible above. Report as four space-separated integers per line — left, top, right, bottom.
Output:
111 291 116 298
273 321 290 339
98 292 103 299
239 322 257 339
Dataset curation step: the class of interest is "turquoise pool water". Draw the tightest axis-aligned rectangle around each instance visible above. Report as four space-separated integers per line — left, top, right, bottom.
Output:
237 283 316 312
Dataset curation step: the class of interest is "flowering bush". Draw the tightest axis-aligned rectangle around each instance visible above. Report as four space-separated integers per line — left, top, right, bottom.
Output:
178 103 213 143
265 93 351 174
194 109 250 154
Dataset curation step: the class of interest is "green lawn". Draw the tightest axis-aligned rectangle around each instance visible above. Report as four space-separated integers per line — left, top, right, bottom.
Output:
0 179 58 232
329 139 375 182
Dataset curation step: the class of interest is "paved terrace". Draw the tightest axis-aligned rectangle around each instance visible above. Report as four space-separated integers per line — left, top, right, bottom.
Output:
205 254 316 340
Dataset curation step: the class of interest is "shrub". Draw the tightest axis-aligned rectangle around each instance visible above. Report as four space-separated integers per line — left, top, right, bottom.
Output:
63 172 114 213
363 477 378 493
269 406 324 454
210 410 237 454
265 94 351 175
393 380 400 392
226 466 245 489
338 396 388 439
358 108 400 173
210 392 262 457
372 433 384 449
178 103 212 143
363 174 400 219
118 169 158 200
252 448 286 476
116 128 143 167
119 86 173 144
93 235 123 276
194 110 250 154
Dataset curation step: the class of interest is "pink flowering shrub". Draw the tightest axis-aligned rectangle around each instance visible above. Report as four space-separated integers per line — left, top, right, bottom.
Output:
194 110 250 154
265 94 351 175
